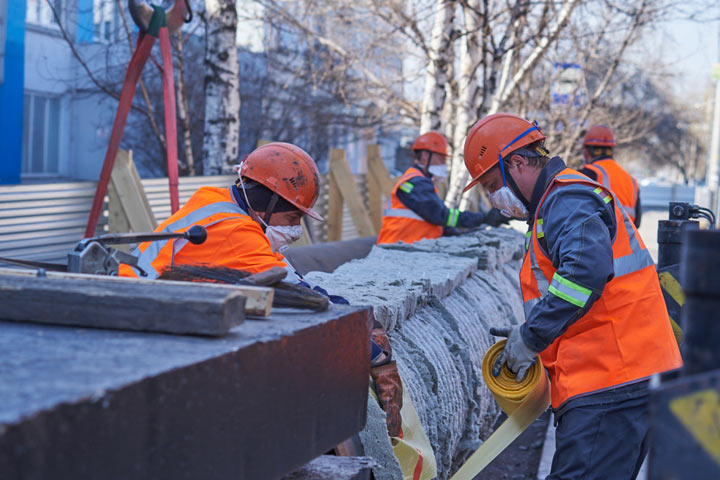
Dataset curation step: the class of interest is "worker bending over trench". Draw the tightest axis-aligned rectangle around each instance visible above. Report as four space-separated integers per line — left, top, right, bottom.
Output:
119 142 402 438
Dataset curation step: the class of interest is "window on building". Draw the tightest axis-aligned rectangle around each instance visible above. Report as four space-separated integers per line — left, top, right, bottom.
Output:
22 93 61 175
93 0 120 42
26 0 63 28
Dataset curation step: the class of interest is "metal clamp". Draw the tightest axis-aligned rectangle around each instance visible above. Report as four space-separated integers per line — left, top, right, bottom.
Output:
128 0 191 35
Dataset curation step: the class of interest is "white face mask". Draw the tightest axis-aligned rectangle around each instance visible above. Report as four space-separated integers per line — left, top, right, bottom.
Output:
265 225 303 253
428 164 448 179
489 186 529 220
235 171 303 252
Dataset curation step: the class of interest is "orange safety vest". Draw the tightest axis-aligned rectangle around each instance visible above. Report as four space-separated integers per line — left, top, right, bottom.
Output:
377 167 444 245
583 158 639 223
118 186 290 279
520 168 681 408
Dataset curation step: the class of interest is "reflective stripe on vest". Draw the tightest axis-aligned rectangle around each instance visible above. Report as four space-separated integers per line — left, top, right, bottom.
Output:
134 201 249 278
383 198 425 221
377 167 443 244
589 161 637 221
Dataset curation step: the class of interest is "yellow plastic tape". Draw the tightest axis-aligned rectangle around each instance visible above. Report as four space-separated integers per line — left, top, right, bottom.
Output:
450 340 551 480
390 388 438 480
368 382 438 480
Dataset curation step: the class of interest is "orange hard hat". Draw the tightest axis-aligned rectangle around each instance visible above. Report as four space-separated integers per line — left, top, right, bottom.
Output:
240 142 323 221
412 131 449 156
583 125 616 147
463 113 546 192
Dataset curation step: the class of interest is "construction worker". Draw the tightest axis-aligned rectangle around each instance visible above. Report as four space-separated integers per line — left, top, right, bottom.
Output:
118 142 322 281
579 125 642 227
118 142 403 436
377 131 507 245
463 114 682 479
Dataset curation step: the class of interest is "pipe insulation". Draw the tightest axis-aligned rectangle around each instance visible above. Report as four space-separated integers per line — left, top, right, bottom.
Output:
304 227 525 479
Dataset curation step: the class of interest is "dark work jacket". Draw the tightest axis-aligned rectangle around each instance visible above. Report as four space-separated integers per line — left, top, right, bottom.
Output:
396 164 486 229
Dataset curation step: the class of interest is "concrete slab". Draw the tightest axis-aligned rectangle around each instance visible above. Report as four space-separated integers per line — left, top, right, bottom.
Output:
0 305 372 480
281 455 376 480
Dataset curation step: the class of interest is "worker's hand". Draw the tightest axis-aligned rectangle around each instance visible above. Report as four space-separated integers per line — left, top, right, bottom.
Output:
489 325 538 382
485 208 511 227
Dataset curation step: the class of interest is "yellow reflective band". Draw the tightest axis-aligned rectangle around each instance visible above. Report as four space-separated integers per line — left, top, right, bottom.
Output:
670 389 720 465
603 195 612 204
399 182 414 194
536 218 544 239
668 315 684 345
549 272 591 308
446 208 459 227
659 271 685 306
593 187 602 195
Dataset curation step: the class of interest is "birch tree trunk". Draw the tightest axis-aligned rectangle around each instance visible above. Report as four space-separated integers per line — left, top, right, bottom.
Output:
445 0 482 208
420 0 457 133
176 31 195 175
203 0 241 174
444 0 582 207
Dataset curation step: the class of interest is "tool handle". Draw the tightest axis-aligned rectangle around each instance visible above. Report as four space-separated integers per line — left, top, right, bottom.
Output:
81 225 207 248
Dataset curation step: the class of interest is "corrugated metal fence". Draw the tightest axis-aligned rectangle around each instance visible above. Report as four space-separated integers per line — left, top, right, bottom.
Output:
0 175 370 264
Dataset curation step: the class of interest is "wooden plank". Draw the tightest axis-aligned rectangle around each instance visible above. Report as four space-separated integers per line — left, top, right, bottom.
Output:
0 267 274 317
109 150 157 233
290 217 313 247
367 164 383 234
329 149 375 238
327 150 345 242
107 181 131 240
366 144 395 195
0 274 245 337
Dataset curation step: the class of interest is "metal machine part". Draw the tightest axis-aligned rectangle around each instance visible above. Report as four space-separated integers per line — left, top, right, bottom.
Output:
67 225 207 276
128 0 191 35
656 202 713 269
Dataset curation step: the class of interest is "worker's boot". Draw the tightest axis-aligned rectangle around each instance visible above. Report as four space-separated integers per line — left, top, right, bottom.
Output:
371 360 403 437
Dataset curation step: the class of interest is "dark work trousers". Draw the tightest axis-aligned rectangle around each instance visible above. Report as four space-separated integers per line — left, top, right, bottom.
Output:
547 390 649 479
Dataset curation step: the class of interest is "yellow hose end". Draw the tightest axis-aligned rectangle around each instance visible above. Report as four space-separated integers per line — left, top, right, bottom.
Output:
482 339 544 416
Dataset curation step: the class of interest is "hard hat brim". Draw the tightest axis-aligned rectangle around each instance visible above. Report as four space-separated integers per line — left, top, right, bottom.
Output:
302 206 324 222
463 175 482 193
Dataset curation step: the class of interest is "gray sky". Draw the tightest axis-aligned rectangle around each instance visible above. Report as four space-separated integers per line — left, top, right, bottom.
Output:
652 17 719 98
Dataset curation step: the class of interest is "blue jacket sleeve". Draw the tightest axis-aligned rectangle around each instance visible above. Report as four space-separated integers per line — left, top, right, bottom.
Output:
520 185 617 352
396 175 486 228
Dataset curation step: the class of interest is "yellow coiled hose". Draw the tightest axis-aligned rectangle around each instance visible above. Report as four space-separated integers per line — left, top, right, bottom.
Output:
481 339 545 415
450 339 551 480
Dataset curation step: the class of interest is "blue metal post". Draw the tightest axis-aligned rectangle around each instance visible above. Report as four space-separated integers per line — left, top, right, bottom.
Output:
0 0 26 184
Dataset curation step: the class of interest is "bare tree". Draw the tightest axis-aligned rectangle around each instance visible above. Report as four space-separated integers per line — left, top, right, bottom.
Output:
420 0 458 133
202 0 241 174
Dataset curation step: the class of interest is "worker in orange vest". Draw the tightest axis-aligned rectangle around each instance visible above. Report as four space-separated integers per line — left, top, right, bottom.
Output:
579 125 642 227
377 131 507 245
463 114 681 479
118 142 403 437
119 142 323 280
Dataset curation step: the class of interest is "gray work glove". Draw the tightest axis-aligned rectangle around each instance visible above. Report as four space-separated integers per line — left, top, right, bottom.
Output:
485 208 511 227
489 325 538 382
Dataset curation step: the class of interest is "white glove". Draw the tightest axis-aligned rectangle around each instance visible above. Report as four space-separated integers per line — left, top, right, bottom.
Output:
490 325 538 382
